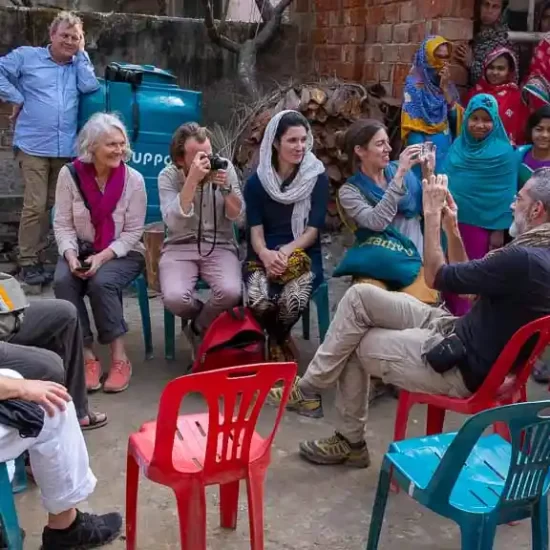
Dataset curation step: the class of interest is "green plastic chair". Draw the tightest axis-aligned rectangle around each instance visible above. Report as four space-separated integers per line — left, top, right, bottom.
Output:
366 399 550 550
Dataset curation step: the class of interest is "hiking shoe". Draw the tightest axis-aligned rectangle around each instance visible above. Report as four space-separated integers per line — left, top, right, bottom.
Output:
41 510 122 549
20 265 45 286
268 375 323 418
103 359 132 393
299 432 371 467
85 359 102 392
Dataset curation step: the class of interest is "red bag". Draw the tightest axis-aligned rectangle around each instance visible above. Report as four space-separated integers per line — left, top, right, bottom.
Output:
191 307 266 373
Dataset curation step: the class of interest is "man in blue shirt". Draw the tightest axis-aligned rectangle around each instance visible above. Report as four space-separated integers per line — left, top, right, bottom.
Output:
0 11 100 286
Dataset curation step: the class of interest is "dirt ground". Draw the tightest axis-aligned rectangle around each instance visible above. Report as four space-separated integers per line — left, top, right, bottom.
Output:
14 283 550 549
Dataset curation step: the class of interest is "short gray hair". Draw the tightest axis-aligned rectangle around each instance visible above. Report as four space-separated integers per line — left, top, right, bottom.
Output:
77 112 132 163
50 11 83 34
527 168 550 210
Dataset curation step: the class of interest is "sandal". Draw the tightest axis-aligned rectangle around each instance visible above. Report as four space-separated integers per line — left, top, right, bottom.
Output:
79 411 108 431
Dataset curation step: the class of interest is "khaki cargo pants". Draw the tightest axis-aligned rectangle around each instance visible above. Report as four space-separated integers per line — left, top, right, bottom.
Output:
17 150 70 267
302 284 471 443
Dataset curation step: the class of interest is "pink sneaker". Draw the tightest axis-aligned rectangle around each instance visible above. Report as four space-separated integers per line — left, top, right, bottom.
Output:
103 359 132 393
85 359 102 392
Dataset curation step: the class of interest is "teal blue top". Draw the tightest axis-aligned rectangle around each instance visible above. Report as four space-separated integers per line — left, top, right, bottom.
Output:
445 94 516 231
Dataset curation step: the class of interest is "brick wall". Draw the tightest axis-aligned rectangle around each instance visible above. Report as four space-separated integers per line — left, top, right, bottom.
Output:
293 0 476 97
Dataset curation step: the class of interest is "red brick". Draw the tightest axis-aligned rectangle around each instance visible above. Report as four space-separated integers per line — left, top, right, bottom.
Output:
376 23 393 43
383 44 400 63
399 1 416 22
336 62 363 80
392 22 410 43
314 45 342 62
365 5 384 24
348 25 366 43
365 44 383 62
417 0 453 19
343 0 365 7
344 7 367 25
294 0 310 13
314 0 337 11
316 10 330 27
362 62 380 82
399 44 417 63
331 27 348 44
383 3 400 23
379 63 392 82
329 10 343 26
409 22 426 43
311 27 332 44
342 44 359 63
437 18 473 41
393 63 410 89
365 24 377 42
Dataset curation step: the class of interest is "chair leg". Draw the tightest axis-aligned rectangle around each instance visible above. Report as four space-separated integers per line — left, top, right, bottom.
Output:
125 452 140 550
135 275 153 360
493 422 511 442
246 467 267 550
426 405 446 436
174 482 207 550
164 308 176 361
302 306 311 341
0 463 23 550
11 455 27 494
366 465 392 550
314 283 330 343
393 392 412 442
460 518 497 550
532 496 549 550
219 480 240 529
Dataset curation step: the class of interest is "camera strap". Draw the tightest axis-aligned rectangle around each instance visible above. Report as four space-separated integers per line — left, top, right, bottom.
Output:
197 183 217 258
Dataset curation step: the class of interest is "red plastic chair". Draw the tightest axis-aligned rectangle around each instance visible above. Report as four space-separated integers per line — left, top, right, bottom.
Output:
394 315 550 445
125 362 297 550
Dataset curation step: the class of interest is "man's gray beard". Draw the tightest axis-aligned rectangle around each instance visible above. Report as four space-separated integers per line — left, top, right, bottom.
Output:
509 221 519 238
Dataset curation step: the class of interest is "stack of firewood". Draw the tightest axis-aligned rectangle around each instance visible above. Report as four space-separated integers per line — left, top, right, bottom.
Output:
234 81 401 230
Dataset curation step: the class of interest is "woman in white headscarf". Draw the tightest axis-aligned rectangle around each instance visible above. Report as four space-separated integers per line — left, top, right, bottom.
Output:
243 110 329 361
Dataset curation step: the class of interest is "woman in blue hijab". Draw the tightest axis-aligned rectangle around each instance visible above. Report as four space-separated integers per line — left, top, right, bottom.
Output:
445 93 517 315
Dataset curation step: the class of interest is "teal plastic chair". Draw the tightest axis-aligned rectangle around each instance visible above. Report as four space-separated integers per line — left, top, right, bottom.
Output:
366 400 550 550
0 459 24 550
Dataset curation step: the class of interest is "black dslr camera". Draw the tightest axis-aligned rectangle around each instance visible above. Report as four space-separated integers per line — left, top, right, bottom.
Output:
104 64 143 87
207 154 228 171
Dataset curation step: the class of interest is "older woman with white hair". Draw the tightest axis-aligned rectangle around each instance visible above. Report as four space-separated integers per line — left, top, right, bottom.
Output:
53 112 146 397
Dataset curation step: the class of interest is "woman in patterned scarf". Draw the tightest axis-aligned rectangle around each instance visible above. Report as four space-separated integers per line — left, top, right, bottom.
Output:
243 110 329 361
465 46 528 145
523 1 550 112
401 35 462 179
456 0 512 86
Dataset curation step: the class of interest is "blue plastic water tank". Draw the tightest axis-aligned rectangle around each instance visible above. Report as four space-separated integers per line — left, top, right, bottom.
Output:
79 62 202 224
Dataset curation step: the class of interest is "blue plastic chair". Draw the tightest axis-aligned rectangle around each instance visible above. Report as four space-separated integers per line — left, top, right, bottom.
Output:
366 400 550 550
0 461 24 550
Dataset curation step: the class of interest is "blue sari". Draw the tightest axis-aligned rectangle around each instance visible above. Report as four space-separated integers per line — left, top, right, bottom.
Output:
445 94 516 231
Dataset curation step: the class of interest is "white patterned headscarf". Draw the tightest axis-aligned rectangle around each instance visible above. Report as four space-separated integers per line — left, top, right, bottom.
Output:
257 110 325 239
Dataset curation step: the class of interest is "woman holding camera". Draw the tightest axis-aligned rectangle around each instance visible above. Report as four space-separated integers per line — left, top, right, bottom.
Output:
53 113 146 396
244 110 329 361
158 122 244 350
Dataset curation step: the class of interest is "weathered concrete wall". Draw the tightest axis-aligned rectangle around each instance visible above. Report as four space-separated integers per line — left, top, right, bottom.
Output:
0 6 299 201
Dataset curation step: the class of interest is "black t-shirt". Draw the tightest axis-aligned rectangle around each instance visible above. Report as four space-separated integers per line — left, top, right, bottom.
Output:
435 247 550 392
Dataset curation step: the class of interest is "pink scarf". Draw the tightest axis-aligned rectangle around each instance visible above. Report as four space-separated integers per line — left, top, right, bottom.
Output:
73 159 126 252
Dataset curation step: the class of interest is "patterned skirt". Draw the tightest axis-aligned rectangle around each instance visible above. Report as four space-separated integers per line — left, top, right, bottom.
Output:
244 249 313 361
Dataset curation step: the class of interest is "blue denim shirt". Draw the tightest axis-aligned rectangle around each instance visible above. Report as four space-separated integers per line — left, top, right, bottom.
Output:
0 46 100 158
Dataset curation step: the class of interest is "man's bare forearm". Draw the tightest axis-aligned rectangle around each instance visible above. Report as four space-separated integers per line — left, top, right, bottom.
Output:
0 376 23 401
424 214 447 288
444 222 469 264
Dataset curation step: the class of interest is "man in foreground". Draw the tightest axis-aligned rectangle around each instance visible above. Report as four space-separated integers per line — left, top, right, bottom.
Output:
0 370 120 548
270 169 550 466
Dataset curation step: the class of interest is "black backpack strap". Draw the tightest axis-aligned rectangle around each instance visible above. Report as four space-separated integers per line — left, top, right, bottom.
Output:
65 162 90 211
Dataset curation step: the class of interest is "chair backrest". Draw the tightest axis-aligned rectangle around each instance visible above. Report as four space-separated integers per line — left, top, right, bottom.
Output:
426 400 550 510
468 315 550 404
149 362 297 479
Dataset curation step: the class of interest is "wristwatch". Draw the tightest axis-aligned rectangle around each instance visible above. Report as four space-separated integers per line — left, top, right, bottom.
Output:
219 185 231 197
